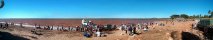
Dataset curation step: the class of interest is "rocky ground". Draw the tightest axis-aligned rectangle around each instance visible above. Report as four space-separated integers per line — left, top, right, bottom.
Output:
0 20 204 40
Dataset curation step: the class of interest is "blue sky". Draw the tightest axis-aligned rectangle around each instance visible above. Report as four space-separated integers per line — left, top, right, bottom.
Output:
0 0 213 18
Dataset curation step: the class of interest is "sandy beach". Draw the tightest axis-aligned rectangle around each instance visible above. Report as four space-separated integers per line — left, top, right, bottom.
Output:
0 19 204 40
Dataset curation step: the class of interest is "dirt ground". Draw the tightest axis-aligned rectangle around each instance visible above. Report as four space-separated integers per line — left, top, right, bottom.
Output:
0 19 204 40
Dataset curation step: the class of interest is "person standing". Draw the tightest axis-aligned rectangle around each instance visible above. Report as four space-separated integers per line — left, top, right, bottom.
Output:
121 24 125 31
20 23 23 27
133 26 136 34
76 26 80 31
0 23 3 28
61 26 64 31
4 22 9 29
128 26 133 35
47 26 50 30
73 27 77 31
51 26 54 30
57 26 59 30
125 25 128 34
137 24 142 34
143 25 148 31
68 26 71 31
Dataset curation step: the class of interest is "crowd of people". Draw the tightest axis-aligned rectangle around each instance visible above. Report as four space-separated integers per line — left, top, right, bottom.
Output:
0 21 155 38
0 22 9 29
2 19 194 38
31 21 117 37
120 23 152 36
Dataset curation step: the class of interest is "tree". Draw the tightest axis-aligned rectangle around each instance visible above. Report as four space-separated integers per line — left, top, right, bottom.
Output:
170 14 180 19
192 15 196 18
0 0 4 8
208 10 211 14
170 10 213 19
194 15 200 18
209 10 213 18
180 14 189 19
203 15 209 18
188 16 194 19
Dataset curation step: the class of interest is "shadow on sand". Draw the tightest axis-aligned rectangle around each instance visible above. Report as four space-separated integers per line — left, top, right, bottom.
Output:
182 32 200 40
0 31 30 40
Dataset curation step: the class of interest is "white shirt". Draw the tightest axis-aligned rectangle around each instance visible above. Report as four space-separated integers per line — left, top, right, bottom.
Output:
96 31 101 37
